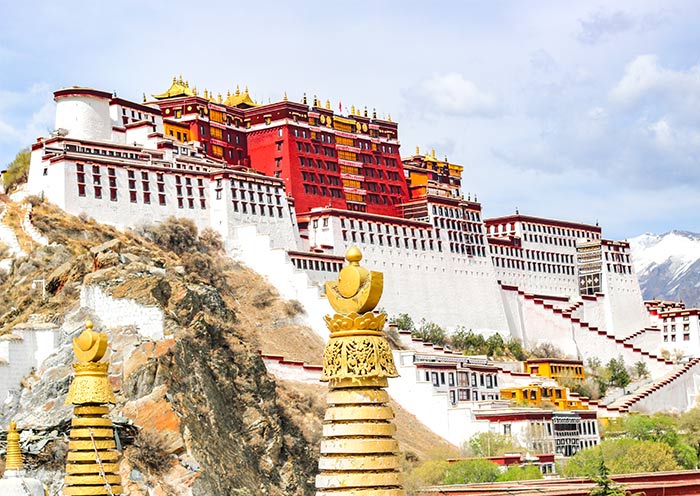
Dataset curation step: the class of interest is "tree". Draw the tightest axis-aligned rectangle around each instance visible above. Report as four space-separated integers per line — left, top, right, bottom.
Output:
442 459 500 484
414 319 447 346
505 337 527 361
485 334 505 357
389 313 415 332
679 407 700 467
3 147 30 193
589 460 628 496
463 432 520 458
564 439 679 477
497 464 543 482
632 361 650 380
529 342 564 359
606 356 630 389
450 327 486 354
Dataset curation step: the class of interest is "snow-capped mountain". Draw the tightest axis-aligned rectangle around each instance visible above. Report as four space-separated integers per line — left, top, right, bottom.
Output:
629 231 700 307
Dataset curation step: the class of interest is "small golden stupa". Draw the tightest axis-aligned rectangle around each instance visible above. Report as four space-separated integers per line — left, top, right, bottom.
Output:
315 247 405 496
63 321 123 495
0 421 47 495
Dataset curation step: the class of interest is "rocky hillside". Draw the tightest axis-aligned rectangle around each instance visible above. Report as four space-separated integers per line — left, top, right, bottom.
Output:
0 198 454 495
629 231 700 307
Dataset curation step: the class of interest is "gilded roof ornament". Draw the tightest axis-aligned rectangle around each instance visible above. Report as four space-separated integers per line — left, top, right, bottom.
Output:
387 113 392 122
302 93 308 105
372 108 377 119
325 99 331 110
152 76 195 100
283 91 288 102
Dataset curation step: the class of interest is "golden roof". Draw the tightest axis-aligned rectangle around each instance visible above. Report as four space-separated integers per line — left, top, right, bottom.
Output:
152 75 194 100
224 86 258 108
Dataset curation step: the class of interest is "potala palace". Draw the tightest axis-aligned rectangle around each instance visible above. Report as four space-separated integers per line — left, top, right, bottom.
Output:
12 78 700 455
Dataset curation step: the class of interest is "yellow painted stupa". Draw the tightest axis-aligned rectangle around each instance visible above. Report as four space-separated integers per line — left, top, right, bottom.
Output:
63 321 123 495
315 247 405 496
0 421 47 495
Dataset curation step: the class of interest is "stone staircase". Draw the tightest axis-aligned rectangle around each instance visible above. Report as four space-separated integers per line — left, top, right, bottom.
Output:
227 224 329 338
21 204 49 247
608 358 700 414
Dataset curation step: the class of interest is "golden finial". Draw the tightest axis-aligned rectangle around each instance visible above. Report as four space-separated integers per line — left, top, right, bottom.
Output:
64 320 122 495
325 247 383 315
142 93 146 103
416 146 420 155
283 91 288 101
302 93 308 105
325 99 331 110
432 148 436 158
235 84 240 95
363 106 368 117
5 420 23 471
313 95 318 107
203 89 208 98
193 86 197 96
387 113 392 122
244 85 249 94
227 89 231 98
172 76 177 84
217 92 222 103
372 108 377 119
316 247 401 496
178 74 183 84
185 80 189 87
351 104 355 115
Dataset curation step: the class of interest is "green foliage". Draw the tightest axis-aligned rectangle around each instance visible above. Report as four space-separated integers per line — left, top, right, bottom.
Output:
451 327 487 353
679 407 700 467
449 327 525 359
564 438 680 477
589 460 628 496
3 148 30 193
505 337 527 360
632 360 650 380
414 319 448 346
673 441 698 469
463 432 520 458
442 459 501 484
606 356 630 389
405 459 450 488
496 464 543 482
390 313 415 332
622 413 678 446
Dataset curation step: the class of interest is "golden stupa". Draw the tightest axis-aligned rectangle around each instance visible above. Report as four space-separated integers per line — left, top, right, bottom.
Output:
315 247 405 496
63 321 123 496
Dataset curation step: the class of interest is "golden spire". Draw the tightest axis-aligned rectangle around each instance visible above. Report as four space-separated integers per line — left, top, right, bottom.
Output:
372 108 377 119
185 80 189 87
415 146 420 155
325 99 331 110
364 106 368 117
193 86 198 96
350 104 355 115
316 248 404 496
5 421 23 471
387 113 392 122
235 84 240 96
313 95 319 107
142 93 146 103
63 320 123 495
302 93 308 105
227 89 231 98
244 85 249 95
217 92 222 103
178 74 183 84
283 91 288 102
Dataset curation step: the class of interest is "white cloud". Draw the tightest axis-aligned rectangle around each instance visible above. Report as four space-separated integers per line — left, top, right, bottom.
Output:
411 73 498 117
609 54 700 108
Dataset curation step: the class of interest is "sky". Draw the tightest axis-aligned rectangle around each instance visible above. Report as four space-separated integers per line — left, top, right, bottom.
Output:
2 0 700 239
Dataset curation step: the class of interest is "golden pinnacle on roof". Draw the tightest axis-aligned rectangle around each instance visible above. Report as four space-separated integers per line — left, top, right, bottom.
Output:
316 247 404 496
372 108 377 119
415 146 420 155
325 99 331 110
235 84 240 95
350 104 355 115
142 93 146 103
302 93 308 105
63 320 123 496
387 113 392 122
217 93 222 103
364 106 368 117
193 86 198 96
283 91 288 102
313 95 319 107
227 89 231 98
5 421 23 471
